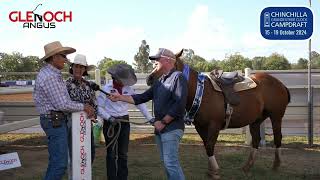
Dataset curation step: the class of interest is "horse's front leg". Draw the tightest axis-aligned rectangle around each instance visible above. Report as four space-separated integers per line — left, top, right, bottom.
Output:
195 123 221 180
206 125 221 180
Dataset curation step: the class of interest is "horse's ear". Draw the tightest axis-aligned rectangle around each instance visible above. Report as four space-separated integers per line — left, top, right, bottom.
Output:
175 49 184 58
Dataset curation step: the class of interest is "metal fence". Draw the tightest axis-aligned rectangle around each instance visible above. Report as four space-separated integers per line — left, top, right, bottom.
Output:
0 69 319 137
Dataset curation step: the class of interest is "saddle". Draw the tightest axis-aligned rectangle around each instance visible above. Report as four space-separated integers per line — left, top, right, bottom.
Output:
210 70 245 106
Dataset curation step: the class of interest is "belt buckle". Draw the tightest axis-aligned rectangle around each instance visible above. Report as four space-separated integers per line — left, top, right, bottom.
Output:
41 114 49 118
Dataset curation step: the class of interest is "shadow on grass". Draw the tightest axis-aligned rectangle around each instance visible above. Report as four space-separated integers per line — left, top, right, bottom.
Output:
0 133 47 152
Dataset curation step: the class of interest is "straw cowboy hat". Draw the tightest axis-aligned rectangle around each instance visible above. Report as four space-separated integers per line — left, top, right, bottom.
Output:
41 41 76 61
69 54 95 76
107 64 137 86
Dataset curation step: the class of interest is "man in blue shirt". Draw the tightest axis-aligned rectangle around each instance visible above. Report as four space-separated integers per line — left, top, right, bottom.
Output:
108 48 188 180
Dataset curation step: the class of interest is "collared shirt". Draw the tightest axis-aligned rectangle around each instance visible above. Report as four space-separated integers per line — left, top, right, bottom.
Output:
33 64 84 114
65 77 98 115
132 69 188 133
97 81 152 121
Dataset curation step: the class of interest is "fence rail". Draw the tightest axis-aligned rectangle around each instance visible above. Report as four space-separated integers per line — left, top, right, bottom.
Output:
1 70 319 136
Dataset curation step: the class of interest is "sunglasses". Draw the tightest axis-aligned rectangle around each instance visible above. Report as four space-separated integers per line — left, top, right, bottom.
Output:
58 54 67 59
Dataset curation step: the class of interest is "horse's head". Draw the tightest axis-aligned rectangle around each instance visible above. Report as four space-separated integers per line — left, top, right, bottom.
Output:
146 49 185 86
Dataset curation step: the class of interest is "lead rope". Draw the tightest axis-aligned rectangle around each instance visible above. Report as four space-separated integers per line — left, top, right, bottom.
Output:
105 119 149 177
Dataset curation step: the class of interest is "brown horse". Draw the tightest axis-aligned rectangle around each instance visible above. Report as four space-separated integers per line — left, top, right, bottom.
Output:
146 50 291 179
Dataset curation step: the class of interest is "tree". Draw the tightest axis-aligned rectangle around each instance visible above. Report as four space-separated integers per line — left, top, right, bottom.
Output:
0 52 41 72
264 53 291 70
220 53 252 72
210 59 222 70
252 56 267 70
180 49 216 72
0 52 20 72
97 57 127 76
0 52 44 80
292 58 308 69
193 61 216 72
133 40 153 73
311 51 320 69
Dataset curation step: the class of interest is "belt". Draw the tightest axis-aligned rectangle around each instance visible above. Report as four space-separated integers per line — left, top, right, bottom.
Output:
114 115 129 119
103 115 129 121
40 111 66 119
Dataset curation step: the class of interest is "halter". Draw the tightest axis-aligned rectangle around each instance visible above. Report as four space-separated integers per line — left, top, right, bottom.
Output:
182 64 205 124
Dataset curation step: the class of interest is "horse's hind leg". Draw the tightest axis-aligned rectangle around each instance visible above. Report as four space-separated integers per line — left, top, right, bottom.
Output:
270 114 283 170
242 120 262 174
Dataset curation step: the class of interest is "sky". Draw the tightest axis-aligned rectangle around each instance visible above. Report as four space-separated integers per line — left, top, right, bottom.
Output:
0 0 319 66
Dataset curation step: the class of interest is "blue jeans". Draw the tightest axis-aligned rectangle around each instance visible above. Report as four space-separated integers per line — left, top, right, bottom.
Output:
40 115 68 180
155 129 185 180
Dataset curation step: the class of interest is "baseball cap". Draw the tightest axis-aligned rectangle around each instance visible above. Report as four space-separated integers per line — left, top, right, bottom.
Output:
149 48 176 61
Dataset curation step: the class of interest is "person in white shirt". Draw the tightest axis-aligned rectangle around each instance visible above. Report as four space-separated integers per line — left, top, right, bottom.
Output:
97 63 153 180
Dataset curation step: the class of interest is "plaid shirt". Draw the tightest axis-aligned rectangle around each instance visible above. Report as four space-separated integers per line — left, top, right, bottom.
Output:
33 64 84 114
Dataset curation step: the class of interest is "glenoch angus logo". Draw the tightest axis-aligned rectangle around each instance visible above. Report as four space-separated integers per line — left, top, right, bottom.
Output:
8 4 72 29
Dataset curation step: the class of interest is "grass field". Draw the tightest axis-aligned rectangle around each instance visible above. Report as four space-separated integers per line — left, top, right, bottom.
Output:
0 133 319 180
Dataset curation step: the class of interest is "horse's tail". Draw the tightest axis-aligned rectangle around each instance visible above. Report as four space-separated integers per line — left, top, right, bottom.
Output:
32 3 42 13
285 86 291 103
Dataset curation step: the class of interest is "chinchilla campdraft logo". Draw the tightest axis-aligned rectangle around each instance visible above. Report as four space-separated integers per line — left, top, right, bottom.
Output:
260 7 313 40
8 4 72 29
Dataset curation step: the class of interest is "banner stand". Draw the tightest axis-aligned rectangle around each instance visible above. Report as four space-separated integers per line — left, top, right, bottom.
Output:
69 111 92 180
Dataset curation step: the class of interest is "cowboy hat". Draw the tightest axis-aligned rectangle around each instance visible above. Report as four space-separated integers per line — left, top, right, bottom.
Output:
41 41 76 61
107 64 137 86
69 54 95 76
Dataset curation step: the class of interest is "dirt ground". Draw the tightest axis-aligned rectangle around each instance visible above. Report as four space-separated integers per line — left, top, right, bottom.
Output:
0 93 33 102
0 134 320 180
1 93 320 179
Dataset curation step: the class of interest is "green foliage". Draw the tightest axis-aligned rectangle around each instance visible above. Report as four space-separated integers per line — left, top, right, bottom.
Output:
264 53 291 70
181 49 219 72
97 57 127 76
0 52 42 72
133 40 153 73
311 51 320 68
0 52 44 80
291 58 308 69
252 56 267 70
193 61 217 72
220 53 252 72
